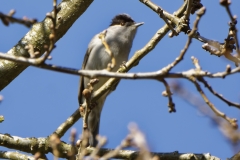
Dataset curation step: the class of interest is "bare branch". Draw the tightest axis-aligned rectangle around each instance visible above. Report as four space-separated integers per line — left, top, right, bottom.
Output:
187 56 238 127
68 129 77 160
157 8 178 36
0 150 37 160
100 135 131 160
139 0 189 35
197 77 240 109
0 132 221 160
155 7 205 74
54 109 82 138
76 130 90 160
88 135 107 159
161 79 175 112
99 30 116 71
220 0 239 55
187 75 237 128
184 0 193 20
82 89 91 130
172 81 240 148
49 133 61 159
82 79 99 130
2 50 239 82
0 10 37 27
85 147 220 160
140 0 239 66
0 133 72 158
0 0 94 91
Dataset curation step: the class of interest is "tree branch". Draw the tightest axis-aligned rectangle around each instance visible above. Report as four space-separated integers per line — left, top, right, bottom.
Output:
0 133 72 158
85 147 220 160
0 10 37 28
0 133 221 160
187 75 237 128
0 0 93 91
0 150 38 160
197 77 240 109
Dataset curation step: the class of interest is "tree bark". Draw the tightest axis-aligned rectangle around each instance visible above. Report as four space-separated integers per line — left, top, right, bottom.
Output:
0 0 93 91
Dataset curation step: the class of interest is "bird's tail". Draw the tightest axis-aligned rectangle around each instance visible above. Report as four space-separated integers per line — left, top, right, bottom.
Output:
87 98 105 147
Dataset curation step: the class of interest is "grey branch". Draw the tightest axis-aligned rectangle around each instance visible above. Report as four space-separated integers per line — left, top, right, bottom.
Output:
0 133 72 158
0 133 220 160
86 147 220 160
0 150 37 160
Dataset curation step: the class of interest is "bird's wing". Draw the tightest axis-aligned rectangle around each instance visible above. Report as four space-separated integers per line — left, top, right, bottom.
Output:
78 44 93 105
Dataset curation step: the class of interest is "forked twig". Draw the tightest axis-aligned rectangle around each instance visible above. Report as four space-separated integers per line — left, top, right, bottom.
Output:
99 30 116 71
197 77 240 109
0 10 37 27
160 79 175 112
220 0 239 56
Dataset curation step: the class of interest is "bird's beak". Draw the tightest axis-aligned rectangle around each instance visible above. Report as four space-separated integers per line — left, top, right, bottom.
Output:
134 22 144 27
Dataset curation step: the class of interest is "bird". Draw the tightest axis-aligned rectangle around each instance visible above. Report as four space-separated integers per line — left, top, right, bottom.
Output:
78 14 143 147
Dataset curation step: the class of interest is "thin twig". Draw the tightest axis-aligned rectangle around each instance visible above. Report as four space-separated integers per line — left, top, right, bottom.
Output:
157 7 205 74
99 30 116 71
68 128 77 160
220 0 239 55
197 77 240 109
100 136 130 160
139 0 189 34
172 81 240 145
160 79 175 112
157 7 178 36
54 109 81 138
140 0 239 66
187 76 237 128
77 130 89 160
0 0 57 66
88 135 107 159
189 56 237 127
82 89 91 130
184 0 193 20
0 10 37 27
39 0 58 63
50 134 61 160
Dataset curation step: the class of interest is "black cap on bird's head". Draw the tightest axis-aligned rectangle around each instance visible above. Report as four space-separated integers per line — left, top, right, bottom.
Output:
110 14 134 26
110 14 144 27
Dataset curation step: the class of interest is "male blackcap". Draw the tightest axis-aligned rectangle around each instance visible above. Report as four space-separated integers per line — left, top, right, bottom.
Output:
78 14 143 146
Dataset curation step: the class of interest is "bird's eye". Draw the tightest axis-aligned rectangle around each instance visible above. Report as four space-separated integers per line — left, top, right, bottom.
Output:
120 22 125 26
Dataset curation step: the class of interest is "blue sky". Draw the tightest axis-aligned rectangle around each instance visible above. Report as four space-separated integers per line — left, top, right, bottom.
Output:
1 0 240 159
